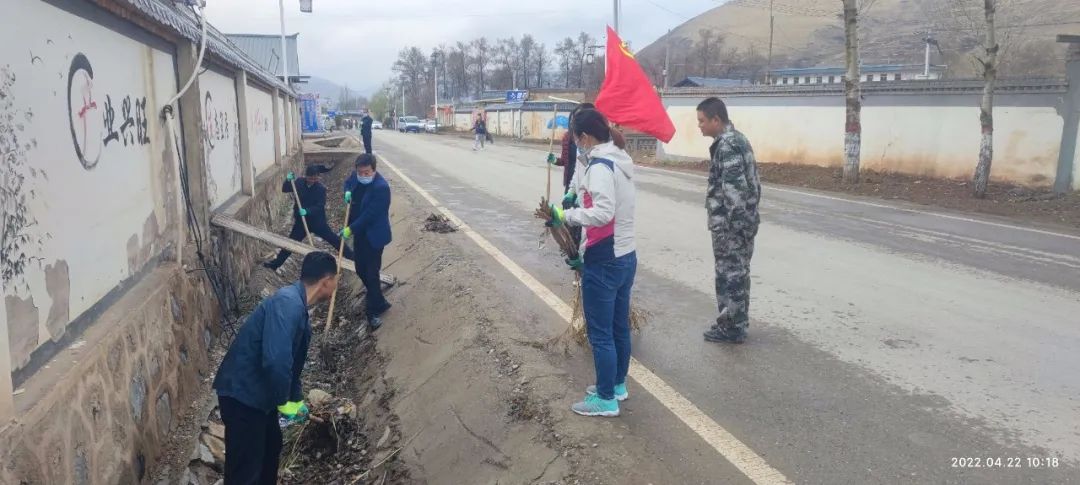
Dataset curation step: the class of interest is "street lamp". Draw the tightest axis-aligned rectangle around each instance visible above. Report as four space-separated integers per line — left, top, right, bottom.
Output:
279 0 312 87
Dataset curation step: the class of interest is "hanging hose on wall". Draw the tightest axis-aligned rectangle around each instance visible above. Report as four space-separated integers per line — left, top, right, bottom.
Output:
159 3 242 340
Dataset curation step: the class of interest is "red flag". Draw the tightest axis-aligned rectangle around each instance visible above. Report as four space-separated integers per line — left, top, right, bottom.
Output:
595 27 676 143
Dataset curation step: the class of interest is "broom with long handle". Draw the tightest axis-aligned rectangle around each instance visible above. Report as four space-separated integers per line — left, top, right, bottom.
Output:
325 192 352 329
545 104 559 201
287 172 315 246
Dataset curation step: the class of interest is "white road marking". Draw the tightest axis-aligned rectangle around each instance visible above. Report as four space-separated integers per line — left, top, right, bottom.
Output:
376 150 793 485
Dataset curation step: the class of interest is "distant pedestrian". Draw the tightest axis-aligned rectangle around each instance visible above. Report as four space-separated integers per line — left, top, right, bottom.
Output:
341 154 393 329
473 117 487 150
547 109 637 417
697 97 760 344
214 252 339 485
360 112 374 154
264 165 354 271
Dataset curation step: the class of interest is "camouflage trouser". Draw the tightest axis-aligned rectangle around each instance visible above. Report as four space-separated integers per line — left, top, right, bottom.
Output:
711 228 757 331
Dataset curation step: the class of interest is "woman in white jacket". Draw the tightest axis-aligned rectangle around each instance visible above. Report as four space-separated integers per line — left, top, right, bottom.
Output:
550 109 637 417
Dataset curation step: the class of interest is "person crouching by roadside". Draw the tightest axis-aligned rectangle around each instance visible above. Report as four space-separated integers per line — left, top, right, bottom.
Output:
213 252 339 484
341 153 393 330
547 109 637 417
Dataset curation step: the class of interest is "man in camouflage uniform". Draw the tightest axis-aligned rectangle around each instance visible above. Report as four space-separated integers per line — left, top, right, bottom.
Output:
696 97 761 344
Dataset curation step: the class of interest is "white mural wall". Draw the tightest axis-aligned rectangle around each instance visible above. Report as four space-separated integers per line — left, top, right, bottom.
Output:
246 84 275 174
199 69 241 209
0 0 178 370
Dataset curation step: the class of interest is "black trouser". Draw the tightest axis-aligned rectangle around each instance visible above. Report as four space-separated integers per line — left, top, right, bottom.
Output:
361 132 373 154
268 216 354 269
219 396 281 485
353 233 388 315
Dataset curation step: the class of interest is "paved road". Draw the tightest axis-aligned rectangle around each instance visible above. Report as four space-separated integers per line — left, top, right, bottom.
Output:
369 129 1080 483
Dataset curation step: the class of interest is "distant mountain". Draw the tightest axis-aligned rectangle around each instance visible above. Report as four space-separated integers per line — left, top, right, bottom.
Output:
299 76 373 108
637 0 1080 82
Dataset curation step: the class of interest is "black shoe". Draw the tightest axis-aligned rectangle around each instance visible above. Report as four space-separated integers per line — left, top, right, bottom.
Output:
704 326 747 344
368 315 383 330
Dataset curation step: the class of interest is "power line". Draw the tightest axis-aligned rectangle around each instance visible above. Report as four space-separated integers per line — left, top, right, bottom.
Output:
636 0 692 20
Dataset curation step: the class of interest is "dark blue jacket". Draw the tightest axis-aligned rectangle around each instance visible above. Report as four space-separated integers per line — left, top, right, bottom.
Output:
343 172 392 248
213 282 311 412
361 115 373 135
283 180 327 222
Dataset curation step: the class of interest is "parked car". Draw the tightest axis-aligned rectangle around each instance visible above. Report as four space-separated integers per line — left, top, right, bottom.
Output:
371 120 383 130
423 119 439 133
398 116 422 133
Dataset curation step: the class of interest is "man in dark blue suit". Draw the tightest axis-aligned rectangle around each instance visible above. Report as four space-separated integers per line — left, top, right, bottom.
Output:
342 153 393 329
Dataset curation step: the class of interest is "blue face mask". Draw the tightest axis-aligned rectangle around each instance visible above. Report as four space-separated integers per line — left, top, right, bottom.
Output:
356 174 374 185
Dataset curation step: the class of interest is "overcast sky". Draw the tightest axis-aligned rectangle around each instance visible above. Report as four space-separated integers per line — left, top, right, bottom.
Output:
204 0 724 95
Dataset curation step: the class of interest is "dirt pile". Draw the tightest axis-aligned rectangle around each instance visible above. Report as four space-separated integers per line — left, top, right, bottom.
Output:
421 214 456 233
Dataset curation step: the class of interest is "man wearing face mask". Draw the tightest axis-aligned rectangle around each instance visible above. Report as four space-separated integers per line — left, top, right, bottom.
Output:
341 153 393 329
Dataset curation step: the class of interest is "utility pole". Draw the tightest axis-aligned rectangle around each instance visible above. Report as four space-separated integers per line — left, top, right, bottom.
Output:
663 29 671 89
923 30 933 78
767 0 774 84
433 51 441 129
279 0 289 87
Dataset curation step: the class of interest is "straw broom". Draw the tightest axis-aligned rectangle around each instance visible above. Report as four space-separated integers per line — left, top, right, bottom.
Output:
534 199 646 345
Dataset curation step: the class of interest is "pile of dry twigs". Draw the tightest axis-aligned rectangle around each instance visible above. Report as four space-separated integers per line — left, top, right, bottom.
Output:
535 198 647 345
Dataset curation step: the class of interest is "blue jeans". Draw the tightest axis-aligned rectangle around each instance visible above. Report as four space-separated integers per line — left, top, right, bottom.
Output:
581 251 637 400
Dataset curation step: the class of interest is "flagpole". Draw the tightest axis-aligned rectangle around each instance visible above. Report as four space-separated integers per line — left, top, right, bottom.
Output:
613 0 620 34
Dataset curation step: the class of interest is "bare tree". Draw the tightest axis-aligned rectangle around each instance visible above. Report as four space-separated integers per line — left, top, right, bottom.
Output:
695 30 723 77
449 41 471 100
533 43 550 88
470 37 492 97
842 0 862 183
392 47 428 115
937 0 1015 196
577 32 594 88
555 37 578 88
490 37 521 90
519 35 536 89
971 0 999 198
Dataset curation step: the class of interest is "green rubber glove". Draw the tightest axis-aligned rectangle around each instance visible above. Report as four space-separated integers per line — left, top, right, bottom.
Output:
298 208 308 217
341 226 352 239
286 171 296 181
277 401 309 423
546 153 557 165
546 204 565 228
562 191 577 206
344 191 352 203
565 256 583 271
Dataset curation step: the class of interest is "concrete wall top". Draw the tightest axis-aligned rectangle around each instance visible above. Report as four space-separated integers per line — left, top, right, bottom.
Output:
661 78 1068 99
